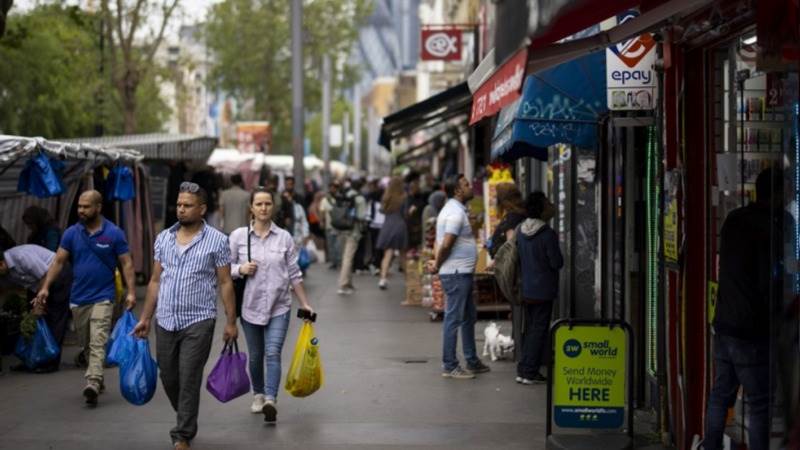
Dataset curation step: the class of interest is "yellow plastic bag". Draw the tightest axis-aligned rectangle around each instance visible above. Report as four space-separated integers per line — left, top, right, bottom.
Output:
285 322 323 397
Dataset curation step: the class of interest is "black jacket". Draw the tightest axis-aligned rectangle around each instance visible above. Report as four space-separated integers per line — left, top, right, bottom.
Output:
517 219 564 302
714 203 780 341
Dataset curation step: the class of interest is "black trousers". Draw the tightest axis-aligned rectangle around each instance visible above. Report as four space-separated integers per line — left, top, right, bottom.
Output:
516 301 553 379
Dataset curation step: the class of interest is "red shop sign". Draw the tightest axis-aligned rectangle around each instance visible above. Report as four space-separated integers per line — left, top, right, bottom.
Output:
421 28 462 61
469 47 528 124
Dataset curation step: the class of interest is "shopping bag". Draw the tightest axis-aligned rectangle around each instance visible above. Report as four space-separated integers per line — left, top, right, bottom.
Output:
17 152 66 198
106 310 137 366
14 318 60 369
298 247 312 271
206 339 250 403
120 338 158 406
106 165 136 201
285 322 323 398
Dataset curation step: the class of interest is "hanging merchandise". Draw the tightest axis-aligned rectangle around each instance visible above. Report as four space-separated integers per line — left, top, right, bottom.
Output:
106 164 136 201
17 152 66 198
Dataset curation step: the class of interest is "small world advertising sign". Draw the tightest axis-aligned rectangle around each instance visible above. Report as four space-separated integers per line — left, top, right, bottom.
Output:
552 323 628 429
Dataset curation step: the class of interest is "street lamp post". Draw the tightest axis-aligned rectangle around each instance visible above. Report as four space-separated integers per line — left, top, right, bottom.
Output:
291 0 305 194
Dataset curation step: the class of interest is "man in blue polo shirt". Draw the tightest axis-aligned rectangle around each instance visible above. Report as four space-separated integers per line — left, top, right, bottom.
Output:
36 190 136 405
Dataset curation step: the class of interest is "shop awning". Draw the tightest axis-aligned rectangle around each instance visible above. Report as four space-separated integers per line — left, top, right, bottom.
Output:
378 82 471 151
62 133 218 161
491 51 607 163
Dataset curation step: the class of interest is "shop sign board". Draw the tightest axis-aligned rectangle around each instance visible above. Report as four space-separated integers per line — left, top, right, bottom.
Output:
664 197 678 263
420 28 462 61
552 323 628 429
470 47 528 124
606 11 657 111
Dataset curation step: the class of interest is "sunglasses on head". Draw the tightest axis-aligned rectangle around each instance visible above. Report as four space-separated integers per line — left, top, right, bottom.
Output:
180 182 200 193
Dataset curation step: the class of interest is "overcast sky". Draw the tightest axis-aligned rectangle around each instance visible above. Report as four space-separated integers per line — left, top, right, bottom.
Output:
13 0 220 27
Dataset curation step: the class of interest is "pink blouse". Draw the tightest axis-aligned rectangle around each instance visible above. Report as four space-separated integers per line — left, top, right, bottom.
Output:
229 222 303 325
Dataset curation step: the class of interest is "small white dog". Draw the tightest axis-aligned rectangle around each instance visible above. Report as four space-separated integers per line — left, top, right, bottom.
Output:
483 322 515 361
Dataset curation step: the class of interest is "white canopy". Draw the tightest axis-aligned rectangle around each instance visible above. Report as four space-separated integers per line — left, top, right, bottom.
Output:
206 148 350 178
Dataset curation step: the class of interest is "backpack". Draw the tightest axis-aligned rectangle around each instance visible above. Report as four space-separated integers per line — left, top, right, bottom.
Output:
493 224 522 305
330 194 356 231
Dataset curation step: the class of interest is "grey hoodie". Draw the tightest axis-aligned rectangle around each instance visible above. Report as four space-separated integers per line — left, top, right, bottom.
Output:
517 218 564 301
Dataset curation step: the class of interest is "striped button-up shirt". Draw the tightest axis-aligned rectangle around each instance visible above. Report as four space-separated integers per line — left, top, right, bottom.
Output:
230 222 303 326
154 221 231 331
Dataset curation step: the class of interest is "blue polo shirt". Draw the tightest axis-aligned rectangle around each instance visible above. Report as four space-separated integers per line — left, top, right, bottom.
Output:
60 218 129 306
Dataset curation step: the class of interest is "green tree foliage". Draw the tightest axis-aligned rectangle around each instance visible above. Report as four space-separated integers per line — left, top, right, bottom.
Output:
205 0 371 153
0 5 170 138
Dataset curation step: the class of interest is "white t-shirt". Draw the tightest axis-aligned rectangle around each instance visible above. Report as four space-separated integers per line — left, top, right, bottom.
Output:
435 199 477 274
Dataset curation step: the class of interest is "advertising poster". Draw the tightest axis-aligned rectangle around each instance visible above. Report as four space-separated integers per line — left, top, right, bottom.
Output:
236 121 272 154
553 325 627 428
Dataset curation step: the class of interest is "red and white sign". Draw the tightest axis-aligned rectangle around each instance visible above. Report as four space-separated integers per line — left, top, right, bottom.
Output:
469 48 528 124
421 29 462 61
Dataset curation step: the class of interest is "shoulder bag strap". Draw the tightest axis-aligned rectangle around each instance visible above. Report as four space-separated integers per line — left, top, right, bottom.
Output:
247 222 251 262
77 227 118 273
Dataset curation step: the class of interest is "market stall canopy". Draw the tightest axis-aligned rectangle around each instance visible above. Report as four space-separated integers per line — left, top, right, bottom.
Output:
491 51 607 163
0 134 143 198
206 149 350 179
63 133 218 161
379 82 472 152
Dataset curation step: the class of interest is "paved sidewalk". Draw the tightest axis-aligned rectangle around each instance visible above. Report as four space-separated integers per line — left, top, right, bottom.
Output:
0 264 546 450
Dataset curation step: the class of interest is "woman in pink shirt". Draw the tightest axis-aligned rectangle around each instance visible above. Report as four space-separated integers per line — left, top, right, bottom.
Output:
229 188 314 423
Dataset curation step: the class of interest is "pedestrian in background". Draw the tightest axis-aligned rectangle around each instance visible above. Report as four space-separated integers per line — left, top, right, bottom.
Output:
22 205 61 251
421 190 446 247
0 244 72 373
427 174 490 379
404 172 427 253
307 190 326 255
133 182 237 450
219 174 251 235
337 178 366 295
376 176 407 290
35 190 137 404
515 192 561 385
704 168 782 450
229 188 314 422
319 181 342 270
489 184 527 259
365 178 386 276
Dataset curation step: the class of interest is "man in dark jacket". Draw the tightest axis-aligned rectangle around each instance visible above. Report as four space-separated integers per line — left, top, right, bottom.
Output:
704 168 782 450
516 192 562 384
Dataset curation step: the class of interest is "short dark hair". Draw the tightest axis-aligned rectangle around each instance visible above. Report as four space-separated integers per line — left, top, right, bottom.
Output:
404 171 420 184
755 167 782 204
286 176 295 183
0 249 5 262
443 174 464 198
525 191 549 219
185 187 208 205
231 174 243 186
250 188 273 205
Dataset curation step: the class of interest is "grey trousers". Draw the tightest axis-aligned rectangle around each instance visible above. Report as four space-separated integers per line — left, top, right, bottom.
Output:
156 319 215 444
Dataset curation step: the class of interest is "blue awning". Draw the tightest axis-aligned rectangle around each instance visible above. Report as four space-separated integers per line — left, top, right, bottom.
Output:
491 51 607 162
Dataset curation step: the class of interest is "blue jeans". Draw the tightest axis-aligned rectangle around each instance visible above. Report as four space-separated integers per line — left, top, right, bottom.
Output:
241 312 291 400
440 273 480 372
704 334 770 450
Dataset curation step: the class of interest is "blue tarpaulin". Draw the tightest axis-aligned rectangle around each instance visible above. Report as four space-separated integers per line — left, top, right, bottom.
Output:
491 51 607 162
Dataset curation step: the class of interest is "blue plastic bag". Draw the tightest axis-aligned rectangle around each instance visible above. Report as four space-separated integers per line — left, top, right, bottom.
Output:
298 247 311 271
106 165 136 201
106 311 137 366
14 318 60 369
120 338 158 406
17 153 66 198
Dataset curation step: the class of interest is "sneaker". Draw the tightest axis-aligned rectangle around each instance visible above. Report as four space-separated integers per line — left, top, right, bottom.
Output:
337 287 354 295
83 380 100 405
250 394 266 413
370 266 380 276
441 367 476 379
516 373 547 385
467 360 491 374
262 399 277 423
378 279 388 290
173 440 190 450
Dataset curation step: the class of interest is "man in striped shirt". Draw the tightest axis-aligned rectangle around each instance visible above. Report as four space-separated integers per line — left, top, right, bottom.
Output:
134 182 237 450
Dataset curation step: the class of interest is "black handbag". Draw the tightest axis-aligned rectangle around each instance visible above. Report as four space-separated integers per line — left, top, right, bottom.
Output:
233 223 251 318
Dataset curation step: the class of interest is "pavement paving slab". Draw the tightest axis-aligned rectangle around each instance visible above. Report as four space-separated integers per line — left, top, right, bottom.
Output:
0 264 588 449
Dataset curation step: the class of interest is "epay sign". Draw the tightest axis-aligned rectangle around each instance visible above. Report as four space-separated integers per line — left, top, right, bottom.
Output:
552 324 628 429
606 11 657 110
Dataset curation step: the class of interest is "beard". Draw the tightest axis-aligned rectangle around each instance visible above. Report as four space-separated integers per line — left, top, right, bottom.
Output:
178 217 200 226
79 212 98 223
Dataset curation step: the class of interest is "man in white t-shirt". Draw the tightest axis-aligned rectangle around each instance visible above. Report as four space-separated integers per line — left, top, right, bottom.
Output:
427 174 490 379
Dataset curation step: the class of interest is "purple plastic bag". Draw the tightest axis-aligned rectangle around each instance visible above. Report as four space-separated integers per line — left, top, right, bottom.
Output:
206 340 250 403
